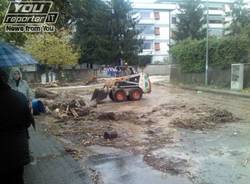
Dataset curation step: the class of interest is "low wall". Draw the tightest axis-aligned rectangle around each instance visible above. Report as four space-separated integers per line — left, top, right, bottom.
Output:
170 64 250 88
244 64 250 88
22 69 94 83
170 65 231 87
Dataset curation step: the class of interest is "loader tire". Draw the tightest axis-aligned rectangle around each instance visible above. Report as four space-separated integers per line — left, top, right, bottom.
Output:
129 88 143 101
109 91 115 101
114 90 127 102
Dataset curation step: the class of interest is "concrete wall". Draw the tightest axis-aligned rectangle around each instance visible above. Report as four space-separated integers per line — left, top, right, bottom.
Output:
244 64 250 88
138 64 170 76
170 64 250 88
170 65 205 85
22 69 94 83
170 65 231 87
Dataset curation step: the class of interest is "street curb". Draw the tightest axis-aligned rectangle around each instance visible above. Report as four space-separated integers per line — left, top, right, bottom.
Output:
178 85 250 99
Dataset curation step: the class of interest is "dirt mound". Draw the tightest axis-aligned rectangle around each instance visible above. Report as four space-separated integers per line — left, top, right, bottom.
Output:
171 108 238 130
208 109 238 123
97 112 117 121
35 88 58 99
97 111 139 122
144 153 190 175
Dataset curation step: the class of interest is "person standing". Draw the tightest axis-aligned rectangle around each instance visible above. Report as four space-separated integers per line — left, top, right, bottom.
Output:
8 67 34 102
0 68 34 184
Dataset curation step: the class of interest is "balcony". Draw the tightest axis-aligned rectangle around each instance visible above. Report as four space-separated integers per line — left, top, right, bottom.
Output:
209 23 224 29
205 10 225 16
139 19 154 25
141 35 155 40
140 50 153 55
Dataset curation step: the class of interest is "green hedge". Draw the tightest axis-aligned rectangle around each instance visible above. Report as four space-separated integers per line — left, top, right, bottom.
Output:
170 36 250 73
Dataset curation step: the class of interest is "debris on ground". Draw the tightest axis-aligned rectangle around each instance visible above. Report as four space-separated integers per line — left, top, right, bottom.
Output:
97 112 117 121
35 87 58 99
42 92 90 119
64 146 82 160
104 131 118 140
85 76 98 85
36 85 241 178
89 168 103 184
144 153 191 175
170 108 238 130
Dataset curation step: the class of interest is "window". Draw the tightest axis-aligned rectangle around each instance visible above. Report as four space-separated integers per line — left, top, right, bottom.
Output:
155 43 160 51
143 41 153 50
154 11 160 20
209 19 223 24
208 7 222 10
140 10 151 19
172 17 177 24
208 16 224 22
155 27 160 35
209 29 223 36
137 25 154 35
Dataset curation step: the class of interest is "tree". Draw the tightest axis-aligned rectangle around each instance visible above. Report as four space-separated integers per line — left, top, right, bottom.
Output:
51 0 73 29
108 0 143 65
227 0 250 35
240 24 250 37
72 0 142 65
0 0 27 46
72 0 112 65
174 0 205 41
0 0 73 46
24 32 79 80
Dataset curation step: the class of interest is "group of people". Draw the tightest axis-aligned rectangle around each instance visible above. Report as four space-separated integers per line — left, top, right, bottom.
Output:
0 67 34 184
101 65 136 77
102 66 120 77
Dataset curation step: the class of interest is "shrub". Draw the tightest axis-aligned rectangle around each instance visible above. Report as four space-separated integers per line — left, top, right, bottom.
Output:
170 35 250 73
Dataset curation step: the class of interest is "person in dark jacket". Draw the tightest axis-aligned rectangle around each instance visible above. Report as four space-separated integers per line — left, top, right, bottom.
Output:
0 68 34 184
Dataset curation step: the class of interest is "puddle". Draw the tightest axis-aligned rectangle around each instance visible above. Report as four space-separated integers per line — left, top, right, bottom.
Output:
86 122 250 184
87 146 192 184
154 122 250 184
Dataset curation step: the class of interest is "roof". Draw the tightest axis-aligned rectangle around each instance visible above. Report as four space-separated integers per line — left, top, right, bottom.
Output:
132 2 177 10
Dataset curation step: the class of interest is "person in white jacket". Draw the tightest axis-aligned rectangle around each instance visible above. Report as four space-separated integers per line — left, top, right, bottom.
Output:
8 67 34 102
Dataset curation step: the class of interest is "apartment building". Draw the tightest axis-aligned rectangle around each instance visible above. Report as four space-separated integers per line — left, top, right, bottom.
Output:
133 0 236 63
159 0 234 36
133 3 176 64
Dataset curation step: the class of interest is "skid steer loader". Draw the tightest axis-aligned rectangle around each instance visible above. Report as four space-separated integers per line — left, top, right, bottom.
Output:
91 68 151 103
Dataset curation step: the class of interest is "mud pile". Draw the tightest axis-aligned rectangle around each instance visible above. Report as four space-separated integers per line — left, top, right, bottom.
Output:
170 108 239 130
35 87 59 99
144 153 190 175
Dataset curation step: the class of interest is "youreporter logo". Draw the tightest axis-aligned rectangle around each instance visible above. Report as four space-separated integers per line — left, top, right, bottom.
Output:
2 1 59 32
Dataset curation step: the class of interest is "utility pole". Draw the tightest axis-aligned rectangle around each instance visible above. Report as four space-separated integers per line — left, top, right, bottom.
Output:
205 0 209 86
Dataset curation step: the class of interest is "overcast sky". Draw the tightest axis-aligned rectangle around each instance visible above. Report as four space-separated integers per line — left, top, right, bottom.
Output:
130 0 156 2
130 0 250 2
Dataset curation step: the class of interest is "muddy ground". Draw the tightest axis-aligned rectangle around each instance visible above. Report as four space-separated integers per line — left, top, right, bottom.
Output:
33 79 249 184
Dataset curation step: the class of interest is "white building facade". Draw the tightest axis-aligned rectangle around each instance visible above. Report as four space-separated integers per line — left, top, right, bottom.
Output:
133 3 176 64
133 0 236 64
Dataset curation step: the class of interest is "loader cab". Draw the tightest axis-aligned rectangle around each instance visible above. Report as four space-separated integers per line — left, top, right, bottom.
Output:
115 66 137 77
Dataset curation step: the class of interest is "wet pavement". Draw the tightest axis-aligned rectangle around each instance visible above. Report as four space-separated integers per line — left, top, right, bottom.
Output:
86 122 250 184
36 79 250 184
24 128 92 184
83 83 250 184
87 146 192 184
151 122 250 184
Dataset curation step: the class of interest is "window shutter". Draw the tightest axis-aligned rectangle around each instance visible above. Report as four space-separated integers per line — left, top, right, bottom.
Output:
154 11 160 20
155 27 160 35
155 43 160 51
